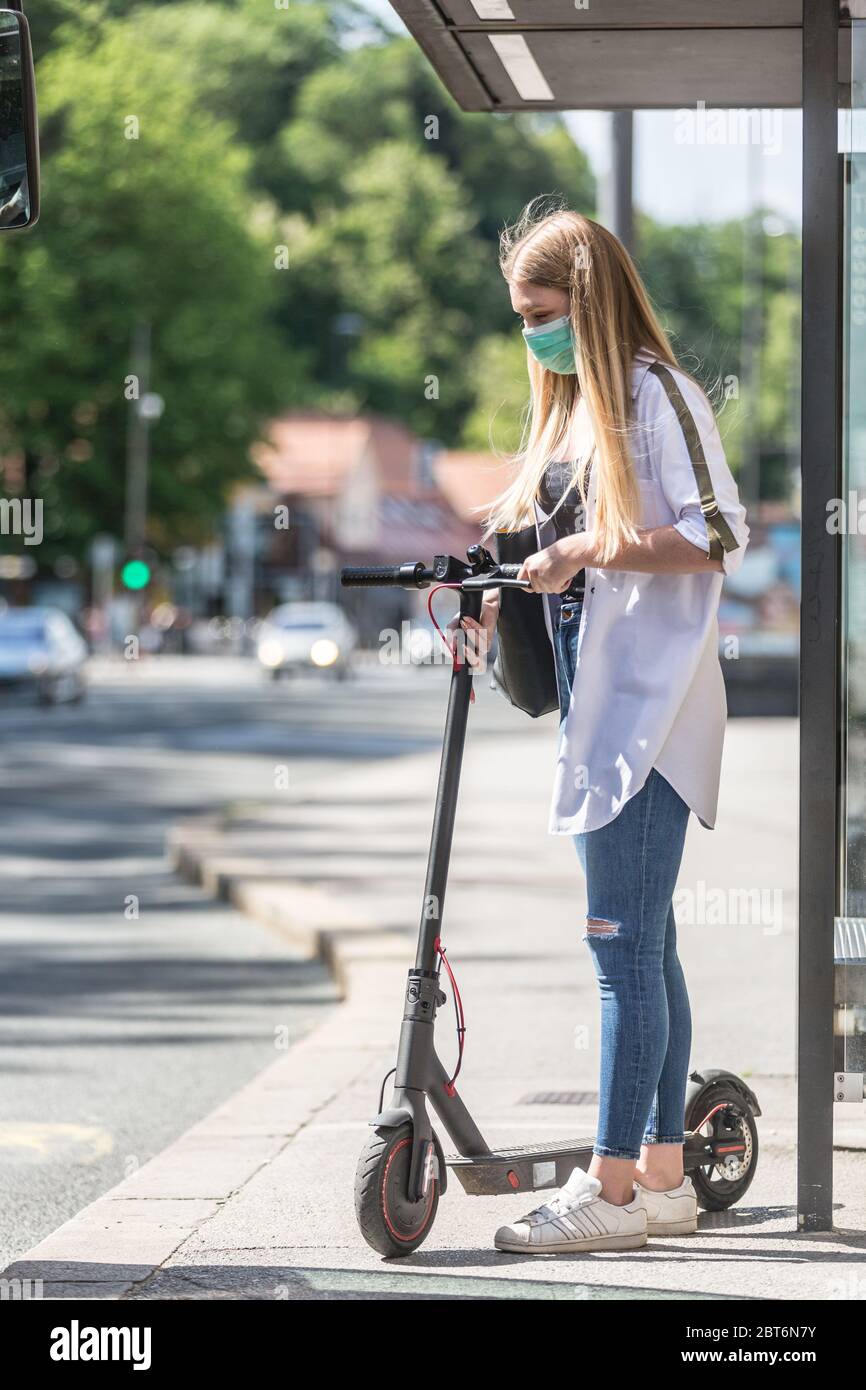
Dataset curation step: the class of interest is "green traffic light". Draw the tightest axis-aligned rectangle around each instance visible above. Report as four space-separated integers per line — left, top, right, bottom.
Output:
121 559 151 590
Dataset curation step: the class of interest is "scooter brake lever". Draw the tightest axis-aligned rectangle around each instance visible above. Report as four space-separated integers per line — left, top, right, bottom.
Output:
461 573 531 591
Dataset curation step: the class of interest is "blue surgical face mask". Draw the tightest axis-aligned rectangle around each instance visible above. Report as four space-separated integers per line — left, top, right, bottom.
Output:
522 313 577 375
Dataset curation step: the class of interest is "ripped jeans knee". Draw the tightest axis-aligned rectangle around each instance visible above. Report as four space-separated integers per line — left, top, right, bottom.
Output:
582 915 620 940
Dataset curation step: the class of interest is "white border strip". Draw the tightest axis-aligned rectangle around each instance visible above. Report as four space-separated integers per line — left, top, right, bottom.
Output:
469 2 515 19
488 34 554 101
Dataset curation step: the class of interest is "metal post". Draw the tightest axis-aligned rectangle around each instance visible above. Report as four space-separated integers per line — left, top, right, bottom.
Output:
125 319 151 553
89 534 116 655
797 0 842 1232
610 111 634 255
741 144 764 512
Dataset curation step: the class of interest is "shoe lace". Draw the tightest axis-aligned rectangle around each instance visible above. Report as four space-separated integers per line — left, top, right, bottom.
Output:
519 1186 592 1224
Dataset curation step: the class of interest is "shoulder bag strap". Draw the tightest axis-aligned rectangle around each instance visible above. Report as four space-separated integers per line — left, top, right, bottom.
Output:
647 361 739 563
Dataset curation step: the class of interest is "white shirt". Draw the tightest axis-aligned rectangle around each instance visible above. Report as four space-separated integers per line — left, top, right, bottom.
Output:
535 347 750 835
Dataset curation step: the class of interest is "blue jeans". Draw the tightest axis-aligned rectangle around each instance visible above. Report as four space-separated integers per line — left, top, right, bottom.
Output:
553 597 692 1161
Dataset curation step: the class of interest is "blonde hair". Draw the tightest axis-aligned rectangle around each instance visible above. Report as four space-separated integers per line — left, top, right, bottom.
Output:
485 198 690 564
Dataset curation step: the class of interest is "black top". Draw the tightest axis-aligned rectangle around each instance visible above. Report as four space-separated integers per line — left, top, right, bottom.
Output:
537 455 593 603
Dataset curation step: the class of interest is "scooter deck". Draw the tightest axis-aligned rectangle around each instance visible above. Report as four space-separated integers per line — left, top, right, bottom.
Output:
445 1137 596 1196
446 1128 737 1197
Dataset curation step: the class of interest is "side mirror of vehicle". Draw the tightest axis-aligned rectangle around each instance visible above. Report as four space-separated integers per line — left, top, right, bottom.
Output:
0 6 39 231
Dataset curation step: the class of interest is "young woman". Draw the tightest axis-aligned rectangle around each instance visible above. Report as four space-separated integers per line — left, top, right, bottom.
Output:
460 202 749 1254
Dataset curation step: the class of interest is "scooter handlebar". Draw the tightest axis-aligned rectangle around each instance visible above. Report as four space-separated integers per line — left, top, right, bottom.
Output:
341 562 430 589
340 559 530 591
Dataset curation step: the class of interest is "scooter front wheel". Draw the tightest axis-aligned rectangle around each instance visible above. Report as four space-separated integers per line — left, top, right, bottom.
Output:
355 1122 439 1256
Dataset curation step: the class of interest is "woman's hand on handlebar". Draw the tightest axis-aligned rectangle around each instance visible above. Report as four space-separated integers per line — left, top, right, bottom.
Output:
446 591 499 670
518 537 590 594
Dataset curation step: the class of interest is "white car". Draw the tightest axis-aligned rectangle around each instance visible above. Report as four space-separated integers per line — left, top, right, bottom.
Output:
256 602 357 679
0 606 88 704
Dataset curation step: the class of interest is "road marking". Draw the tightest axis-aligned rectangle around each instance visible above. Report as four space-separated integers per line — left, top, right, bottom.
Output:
0 1123 114 1161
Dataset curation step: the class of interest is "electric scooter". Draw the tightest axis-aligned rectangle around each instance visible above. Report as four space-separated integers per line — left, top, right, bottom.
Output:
341 544 760 1257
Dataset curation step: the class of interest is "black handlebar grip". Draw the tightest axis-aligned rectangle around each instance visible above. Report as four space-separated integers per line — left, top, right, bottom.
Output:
496 563 523 578
340 562 428 589
340 566 400 587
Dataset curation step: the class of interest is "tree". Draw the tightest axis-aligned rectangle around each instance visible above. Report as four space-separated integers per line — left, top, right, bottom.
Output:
0 16 298 563
636 210 800 492
460 334 532 460
270 34 595 441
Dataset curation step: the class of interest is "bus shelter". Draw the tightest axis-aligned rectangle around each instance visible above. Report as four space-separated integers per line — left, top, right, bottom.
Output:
388 0 864 1231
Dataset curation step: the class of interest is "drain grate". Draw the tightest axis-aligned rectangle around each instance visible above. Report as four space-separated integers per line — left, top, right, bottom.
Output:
518 1091 598 1106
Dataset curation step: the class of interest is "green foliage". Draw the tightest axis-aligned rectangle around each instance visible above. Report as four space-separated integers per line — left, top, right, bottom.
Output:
636 211 801 490
461 335 532 459
266 35 595 441
288 139 497 432
0 10 295 561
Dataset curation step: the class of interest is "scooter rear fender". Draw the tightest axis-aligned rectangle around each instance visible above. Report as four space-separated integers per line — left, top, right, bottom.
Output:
686 1068 762 1119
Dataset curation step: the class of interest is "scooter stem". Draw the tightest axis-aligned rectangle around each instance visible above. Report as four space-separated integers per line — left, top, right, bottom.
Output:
415 586 483 973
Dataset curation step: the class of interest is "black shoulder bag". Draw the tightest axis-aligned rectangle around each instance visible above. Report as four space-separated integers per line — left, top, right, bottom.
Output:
490 525 559 718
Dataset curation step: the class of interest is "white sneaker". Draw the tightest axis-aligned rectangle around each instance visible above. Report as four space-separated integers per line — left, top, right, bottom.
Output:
494 1168 647 1254
634 1176 698 1235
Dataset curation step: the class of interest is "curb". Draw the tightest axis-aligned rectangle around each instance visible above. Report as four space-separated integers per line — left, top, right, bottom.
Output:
167 818 415 994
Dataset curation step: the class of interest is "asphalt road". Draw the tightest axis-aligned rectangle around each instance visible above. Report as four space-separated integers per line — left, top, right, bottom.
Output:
0 654 453 1269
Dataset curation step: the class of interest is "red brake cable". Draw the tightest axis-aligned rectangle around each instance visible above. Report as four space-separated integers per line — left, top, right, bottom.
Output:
426 582 476 702
435 936 466 1094
426 586 473 1095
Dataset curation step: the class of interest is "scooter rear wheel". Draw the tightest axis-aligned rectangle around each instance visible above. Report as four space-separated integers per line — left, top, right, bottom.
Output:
686 1081 759 1211
355 1122 439 1257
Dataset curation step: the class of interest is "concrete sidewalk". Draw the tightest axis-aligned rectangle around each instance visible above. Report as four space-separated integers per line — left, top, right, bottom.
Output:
5 696 866 1300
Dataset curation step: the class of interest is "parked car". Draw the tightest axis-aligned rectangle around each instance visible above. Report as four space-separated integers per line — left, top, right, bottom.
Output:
255 601 357 679
0 606 88 704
